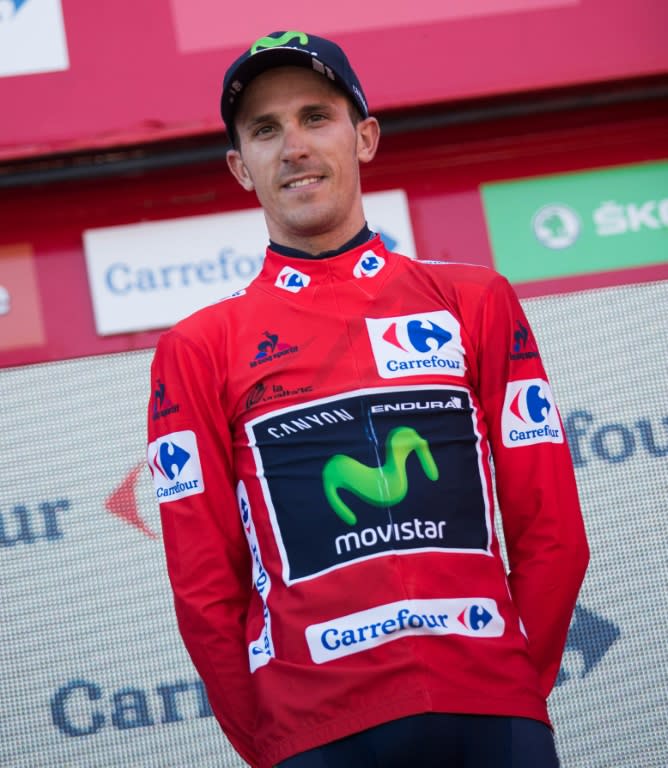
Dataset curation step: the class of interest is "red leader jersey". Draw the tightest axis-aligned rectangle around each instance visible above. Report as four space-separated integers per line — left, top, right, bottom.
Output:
147 234 588 768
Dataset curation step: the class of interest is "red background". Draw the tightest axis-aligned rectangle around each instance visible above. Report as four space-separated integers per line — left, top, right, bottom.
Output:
1 0 667 159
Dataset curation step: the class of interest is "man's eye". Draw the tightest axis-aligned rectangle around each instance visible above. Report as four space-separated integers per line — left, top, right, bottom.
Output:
307 113 327 123
254 125 275 137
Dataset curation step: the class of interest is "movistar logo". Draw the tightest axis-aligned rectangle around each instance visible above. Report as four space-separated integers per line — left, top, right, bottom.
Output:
322 427 439 525
251 31 309 55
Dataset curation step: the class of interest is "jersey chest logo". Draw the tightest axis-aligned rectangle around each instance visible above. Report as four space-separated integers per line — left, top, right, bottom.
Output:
365 311 466 379
246 387 489 584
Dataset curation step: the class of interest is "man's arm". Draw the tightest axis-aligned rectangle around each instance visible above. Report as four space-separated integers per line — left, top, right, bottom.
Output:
147 330 258 766
474 274 589 697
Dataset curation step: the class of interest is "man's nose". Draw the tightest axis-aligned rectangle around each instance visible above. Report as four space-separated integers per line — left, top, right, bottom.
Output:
280 123 309 162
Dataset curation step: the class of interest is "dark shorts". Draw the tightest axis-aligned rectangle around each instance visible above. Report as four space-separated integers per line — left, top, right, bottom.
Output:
277 713 560 767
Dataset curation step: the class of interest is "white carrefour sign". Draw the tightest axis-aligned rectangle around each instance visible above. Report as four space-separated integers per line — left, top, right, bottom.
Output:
0 0 69 78
83 190 417 336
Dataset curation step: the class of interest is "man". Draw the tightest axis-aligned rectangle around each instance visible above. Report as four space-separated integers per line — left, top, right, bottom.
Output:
147 30 589 768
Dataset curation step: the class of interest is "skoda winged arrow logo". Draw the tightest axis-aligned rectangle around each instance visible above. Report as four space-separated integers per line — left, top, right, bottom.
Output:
322 426 439 525
533 204 581 249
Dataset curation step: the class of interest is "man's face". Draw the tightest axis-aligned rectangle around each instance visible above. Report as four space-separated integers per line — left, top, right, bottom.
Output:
226 66 379 251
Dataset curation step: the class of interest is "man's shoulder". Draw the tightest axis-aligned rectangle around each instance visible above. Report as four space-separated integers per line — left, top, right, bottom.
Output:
406 257 505 290
167 285 255 344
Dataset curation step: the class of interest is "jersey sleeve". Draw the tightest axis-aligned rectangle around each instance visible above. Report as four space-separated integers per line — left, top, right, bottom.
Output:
473 274 589 697
147 329 258 766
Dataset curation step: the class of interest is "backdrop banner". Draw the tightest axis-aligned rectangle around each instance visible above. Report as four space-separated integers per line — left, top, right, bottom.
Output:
1 280 666 767
82 190 416 336
481 159 668 284
1 0 666 159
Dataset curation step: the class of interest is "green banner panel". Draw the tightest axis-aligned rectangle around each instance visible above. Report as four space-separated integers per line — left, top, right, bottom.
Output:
481 160 668 283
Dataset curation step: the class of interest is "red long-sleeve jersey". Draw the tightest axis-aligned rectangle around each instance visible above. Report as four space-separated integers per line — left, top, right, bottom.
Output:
147 235 588 768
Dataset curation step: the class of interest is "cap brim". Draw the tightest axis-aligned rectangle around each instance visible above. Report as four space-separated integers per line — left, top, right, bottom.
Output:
221 47 361 133
222 48 322 129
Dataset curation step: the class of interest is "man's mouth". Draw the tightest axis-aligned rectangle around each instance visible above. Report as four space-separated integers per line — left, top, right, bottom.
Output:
284 176 323 189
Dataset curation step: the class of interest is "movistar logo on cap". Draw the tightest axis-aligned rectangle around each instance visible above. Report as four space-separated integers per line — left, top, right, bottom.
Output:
251 31 309 55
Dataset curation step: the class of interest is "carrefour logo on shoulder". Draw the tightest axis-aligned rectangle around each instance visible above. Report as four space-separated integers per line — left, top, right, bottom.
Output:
147 430 205 502
306 597 504 664
501 379 564 447
353 250 385 278
275 266 311 293
366 311 465 380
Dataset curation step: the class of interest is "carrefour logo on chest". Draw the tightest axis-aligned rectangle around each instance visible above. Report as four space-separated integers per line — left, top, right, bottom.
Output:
147 430 205 502
366 311 465 379
501 379 564 447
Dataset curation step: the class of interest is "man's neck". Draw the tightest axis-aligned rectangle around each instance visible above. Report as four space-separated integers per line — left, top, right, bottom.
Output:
270 224 373 260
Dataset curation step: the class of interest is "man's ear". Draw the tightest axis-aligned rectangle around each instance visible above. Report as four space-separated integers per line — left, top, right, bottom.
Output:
226 149 255 191
356 117 380 165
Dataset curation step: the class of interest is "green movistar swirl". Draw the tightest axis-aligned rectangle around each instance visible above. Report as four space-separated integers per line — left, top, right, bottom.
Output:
251 32 309 55
322 426 439 526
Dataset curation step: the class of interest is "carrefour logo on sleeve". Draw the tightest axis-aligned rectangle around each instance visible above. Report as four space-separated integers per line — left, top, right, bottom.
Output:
501 379 564 447
147 430 205 502
305 597 504 663
366 311 465 379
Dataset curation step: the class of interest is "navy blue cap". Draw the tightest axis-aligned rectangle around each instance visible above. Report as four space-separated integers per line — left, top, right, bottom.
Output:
221 31 369 135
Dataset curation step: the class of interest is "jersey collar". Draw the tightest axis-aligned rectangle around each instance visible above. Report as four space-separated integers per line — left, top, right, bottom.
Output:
258 234 397 298
269 224 373 260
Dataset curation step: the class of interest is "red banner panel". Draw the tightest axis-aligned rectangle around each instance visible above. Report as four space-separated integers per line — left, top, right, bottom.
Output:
0 0 666 160
0 243 46 352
